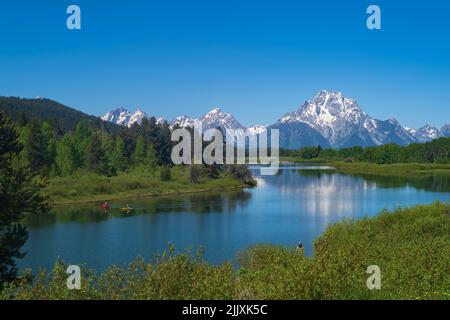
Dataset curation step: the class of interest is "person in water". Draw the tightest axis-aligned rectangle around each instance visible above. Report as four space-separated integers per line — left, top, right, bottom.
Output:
101 202 109 212
296 241 304 256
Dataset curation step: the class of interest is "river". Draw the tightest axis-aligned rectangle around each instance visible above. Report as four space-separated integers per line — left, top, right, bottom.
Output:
19 164 450 271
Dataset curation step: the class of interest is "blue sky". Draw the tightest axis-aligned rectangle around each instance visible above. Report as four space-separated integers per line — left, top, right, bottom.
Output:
0 0 449 128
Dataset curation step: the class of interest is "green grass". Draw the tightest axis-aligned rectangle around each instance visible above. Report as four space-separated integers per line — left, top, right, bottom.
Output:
331 162 450 177
2 202 449 300
279 156 328 163
45 166 248 205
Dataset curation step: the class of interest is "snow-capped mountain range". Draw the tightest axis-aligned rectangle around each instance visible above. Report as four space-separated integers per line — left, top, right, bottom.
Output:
101 107 164 127
101 90 449 149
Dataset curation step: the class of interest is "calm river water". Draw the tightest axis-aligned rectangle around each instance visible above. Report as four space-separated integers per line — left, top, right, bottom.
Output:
19 165 450 271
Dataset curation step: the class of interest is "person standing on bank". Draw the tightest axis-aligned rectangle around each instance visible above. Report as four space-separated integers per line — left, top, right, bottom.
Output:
296 241 304 256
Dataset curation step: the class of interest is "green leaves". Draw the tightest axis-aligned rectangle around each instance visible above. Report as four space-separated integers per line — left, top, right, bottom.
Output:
0 113 48 287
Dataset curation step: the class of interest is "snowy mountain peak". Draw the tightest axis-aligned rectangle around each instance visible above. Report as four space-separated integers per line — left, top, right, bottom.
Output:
208 107 221 114
101 107 154 127
403 124 448 142
387 118 401 125
170 115 196 128
415 124 443 142
101 107 132 126
313 90 343 102
100 90 445 148
404 127 417 136
247 125 267 135
128 108 148 126
280 90 367 142
200 107 246 131
155 117 165 125
277 90 415 147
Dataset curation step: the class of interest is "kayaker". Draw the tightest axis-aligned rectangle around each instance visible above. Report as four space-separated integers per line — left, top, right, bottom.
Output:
100 202 109 212
296 241 304 256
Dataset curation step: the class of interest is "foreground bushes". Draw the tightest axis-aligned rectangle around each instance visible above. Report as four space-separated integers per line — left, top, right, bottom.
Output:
1 203 449 300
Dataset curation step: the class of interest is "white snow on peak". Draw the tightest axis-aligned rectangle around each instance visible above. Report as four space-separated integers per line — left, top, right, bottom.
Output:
209 107 221 114
101 107 132 126
170 115 196 129
200 107 246 131
279 90 367 142
404 127 417 135
100 90 431 147
128 108 148 127
276 90 416 146
246 125 267 135
415 124 443 142
403 124 445 142
101 107 164 128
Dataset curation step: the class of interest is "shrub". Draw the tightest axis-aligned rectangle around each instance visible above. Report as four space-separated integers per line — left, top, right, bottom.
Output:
189 165 202 183
159 166 172 181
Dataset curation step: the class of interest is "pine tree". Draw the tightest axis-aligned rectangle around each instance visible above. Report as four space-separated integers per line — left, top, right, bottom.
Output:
74 120 92 168
120 130 136 162
156 123 172 165
0 112 48 286
42 122 57 170
23 120 48 175
85 133 107 174
101 132 115 173
146 144 158 168
55 134 77 176
132 136 146 166
111 136 127 172
18 111 28 127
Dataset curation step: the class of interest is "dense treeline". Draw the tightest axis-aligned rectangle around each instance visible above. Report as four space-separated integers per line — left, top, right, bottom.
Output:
281 137 450 164
0 109 255 199
14 113 254 186
15 115 172 177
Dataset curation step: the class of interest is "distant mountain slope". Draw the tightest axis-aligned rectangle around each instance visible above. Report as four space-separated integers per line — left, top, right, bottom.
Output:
268 122 330 149
403 124 450 142
0 96 117 132
441 124 450 137
101 107 165 127
277 90 417 148
414 124 444 142
100 90 448 149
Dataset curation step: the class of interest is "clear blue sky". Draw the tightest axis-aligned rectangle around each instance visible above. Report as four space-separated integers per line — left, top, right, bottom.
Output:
0 0 449 128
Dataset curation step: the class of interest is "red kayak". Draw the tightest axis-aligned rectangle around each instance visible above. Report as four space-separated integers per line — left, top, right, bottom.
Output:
100 203 110 210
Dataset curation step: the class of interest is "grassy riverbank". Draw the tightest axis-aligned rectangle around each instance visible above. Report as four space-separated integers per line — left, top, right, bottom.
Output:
280 156 450 177
331 162 450 177
45 166 251 205
2 202 449 300
279 156 329 163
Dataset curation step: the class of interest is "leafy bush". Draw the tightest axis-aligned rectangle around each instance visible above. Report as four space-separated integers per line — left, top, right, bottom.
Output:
189 165 202 183
225 165 256 186
159 166 171 181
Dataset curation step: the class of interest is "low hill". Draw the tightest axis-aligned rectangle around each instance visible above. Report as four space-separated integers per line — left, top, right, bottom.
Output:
0 96 118 133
